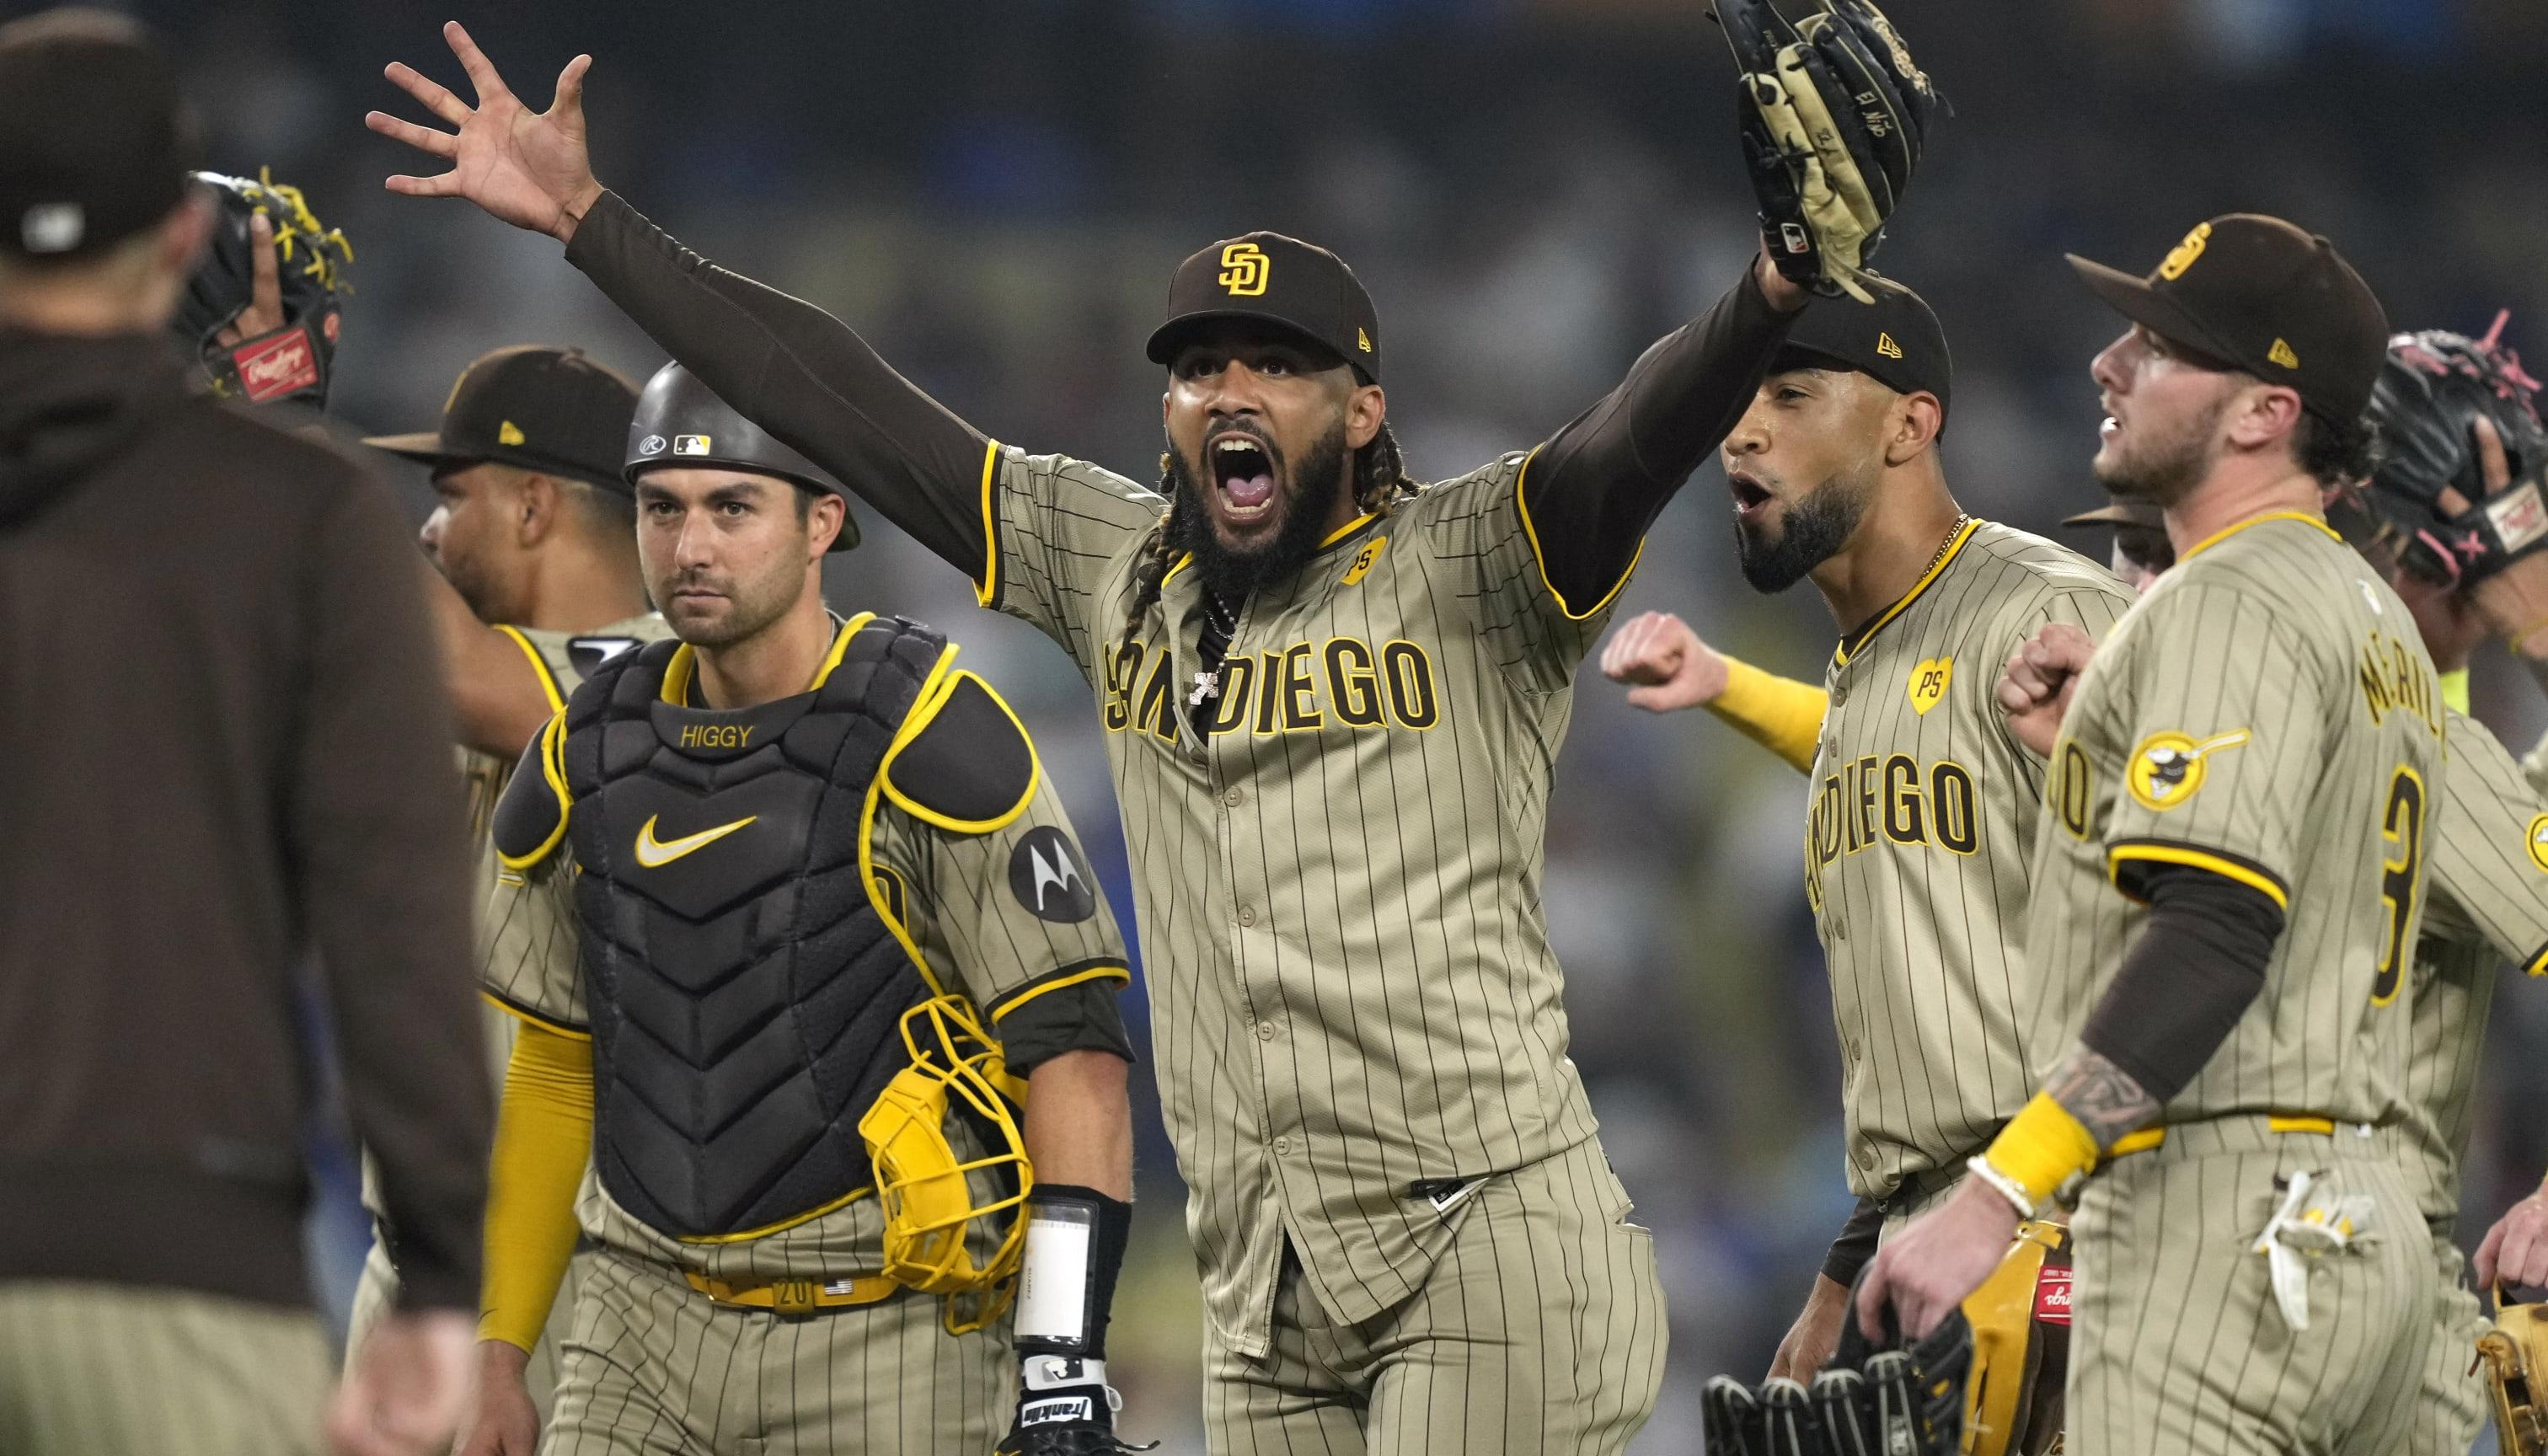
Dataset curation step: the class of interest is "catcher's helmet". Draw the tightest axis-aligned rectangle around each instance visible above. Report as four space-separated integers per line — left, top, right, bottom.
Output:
624 362 859 552
174 169 351 406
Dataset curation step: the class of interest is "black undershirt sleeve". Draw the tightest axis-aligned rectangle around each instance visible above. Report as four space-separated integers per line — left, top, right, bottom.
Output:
1821 1196 1883 1287
565 191 993 576
1516 267 1800 610
2079 862 2285 1107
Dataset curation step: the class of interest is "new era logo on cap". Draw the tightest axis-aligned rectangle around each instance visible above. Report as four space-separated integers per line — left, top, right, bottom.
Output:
673 434 713 456
1876 332 1904 360
2268 339 2299 369
498 420 527 447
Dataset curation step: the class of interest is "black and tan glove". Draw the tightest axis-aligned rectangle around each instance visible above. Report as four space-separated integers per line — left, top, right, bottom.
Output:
1715 0 1941 304
1704 1266 1973 1456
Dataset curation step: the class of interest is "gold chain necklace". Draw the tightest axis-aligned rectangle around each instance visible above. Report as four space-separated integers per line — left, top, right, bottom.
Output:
1921 514 1973 579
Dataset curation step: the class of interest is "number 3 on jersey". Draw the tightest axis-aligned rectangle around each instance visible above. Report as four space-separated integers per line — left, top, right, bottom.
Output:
2372 764 2426 1005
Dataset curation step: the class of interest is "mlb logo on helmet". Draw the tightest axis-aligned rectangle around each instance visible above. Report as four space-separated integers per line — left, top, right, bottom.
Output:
673 434 713 456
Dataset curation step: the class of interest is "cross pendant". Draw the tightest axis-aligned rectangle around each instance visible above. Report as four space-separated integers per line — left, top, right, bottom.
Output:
1188 670 1220 708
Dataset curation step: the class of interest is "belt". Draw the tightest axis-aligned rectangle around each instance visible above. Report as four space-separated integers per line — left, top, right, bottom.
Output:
682 1270 897 1315
2108 1113 2341 1160
1872 1161 1964 1217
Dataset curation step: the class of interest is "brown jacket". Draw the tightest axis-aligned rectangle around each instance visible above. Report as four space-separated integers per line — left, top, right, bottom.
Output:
0 329 489 1311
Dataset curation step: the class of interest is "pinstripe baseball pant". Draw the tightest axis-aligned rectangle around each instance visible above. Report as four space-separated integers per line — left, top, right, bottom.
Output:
2406 1231 2487 1456
1202 1136 1664 1456
539 1247 1011 1454
0 1280 332 1456
2066 1119 2432 1456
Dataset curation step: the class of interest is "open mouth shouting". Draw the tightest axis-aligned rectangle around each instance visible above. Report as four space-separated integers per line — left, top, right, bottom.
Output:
1208 430 1283 527
1728 468 1777 522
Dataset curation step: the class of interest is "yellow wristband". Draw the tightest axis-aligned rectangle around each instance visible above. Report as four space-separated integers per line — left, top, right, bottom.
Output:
2439 669 2470 716
1705 656 1828 775
1981 1091 2101 1207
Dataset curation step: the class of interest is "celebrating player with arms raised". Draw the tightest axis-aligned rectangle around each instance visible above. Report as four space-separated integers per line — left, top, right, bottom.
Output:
366 6 1937 1448
1603 286 2129 1415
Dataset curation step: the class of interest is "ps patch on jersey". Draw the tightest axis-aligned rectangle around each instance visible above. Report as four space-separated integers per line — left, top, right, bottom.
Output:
2529 813 2548 875
1009 827 1098 923
2126 729 2251 811
1907 656 1951 715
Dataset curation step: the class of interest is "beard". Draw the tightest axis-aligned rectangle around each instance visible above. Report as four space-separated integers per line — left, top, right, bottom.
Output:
2094 393 2229 506
1732 472 1874 593
651 553 805 650
1167 420 1352 600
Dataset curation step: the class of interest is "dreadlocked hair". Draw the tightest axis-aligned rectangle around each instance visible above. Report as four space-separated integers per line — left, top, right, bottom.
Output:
1113 420 1421 667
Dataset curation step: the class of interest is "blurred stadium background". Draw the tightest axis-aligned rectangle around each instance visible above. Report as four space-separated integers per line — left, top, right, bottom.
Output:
96 0 2548 1448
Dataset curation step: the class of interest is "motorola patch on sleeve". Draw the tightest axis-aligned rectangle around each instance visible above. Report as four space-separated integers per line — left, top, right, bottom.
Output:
1009 827 1099 923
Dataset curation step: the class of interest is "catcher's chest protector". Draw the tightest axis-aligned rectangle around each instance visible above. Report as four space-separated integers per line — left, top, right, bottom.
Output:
560 618 945 1239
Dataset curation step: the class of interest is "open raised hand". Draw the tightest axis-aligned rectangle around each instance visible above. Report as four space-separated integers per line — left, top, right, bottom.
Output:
367 21 602 244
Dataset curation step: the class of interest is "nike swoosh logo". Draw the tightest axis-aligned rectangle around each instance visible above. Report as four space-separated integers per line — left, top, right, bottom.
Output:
634 813 756 869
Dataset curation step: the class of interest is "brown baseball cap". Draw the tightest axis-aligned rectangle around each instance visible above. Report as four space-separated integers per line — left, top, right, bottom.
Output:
2068 215 2389 426
0 10 202 259
2060 500 2165 533
1146 232 1383 384
1777 282 1954 421
365 345 640 492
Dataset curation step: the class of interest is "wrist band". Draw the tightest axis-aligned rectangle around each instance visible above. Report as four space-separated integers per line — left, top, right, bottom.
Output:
1980 1090 2101 1208
1965 1156 2037 1220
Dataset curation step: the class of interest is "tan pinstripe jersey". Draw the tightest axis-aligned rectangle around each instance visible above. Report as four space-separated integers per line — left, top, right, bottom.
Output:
362 615 669 1223
1804 521 2133 1202
479 656 1128 1282
2398 710 2548 1232
2026 514 2445 1128
983 444 1618 1352
459 617 670 1072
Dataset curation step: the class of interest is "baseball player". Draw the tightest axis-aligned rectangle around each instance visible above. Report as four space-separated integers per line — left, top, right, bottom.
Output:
1 13 488 1456
1866 214 2438 1456
1598 284 2133 1401
362 10 1936 1448
457 363 1145 1456
347 345 667 1410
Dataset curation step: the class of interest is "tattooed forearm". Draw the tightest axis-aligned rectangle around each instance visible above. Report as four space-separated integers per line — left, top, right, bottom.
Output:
2044 1041 2160 1149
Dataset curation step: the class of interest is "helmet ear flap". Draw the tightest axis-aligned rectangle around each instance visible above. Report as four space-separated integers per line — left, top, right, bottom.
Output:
859 996 1033 1332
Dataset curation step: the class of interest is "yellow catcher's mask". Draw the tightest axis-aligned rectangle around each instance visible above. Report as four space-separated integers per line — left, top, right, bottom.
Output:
859 996 1035 1332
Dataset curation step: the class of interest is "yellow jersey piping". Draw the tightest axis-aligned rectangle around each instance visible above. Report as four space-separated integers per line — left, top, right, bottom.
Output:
2107 840 2290 911
987 963 1132 1024
1513 445 1646 622
494 624 566 715
975 439 1002 608
479 988 591 1041
1833 518 1983 666
2181 510 2343 562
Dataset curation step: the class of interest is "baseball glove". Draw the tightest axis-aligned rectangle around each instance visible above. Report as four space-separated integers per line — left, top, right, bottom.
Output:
2343 313 2548 588
1716 0 1940 304
174 169 352 406
2477 1291 2548 1456
1705 1277 1972 1455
